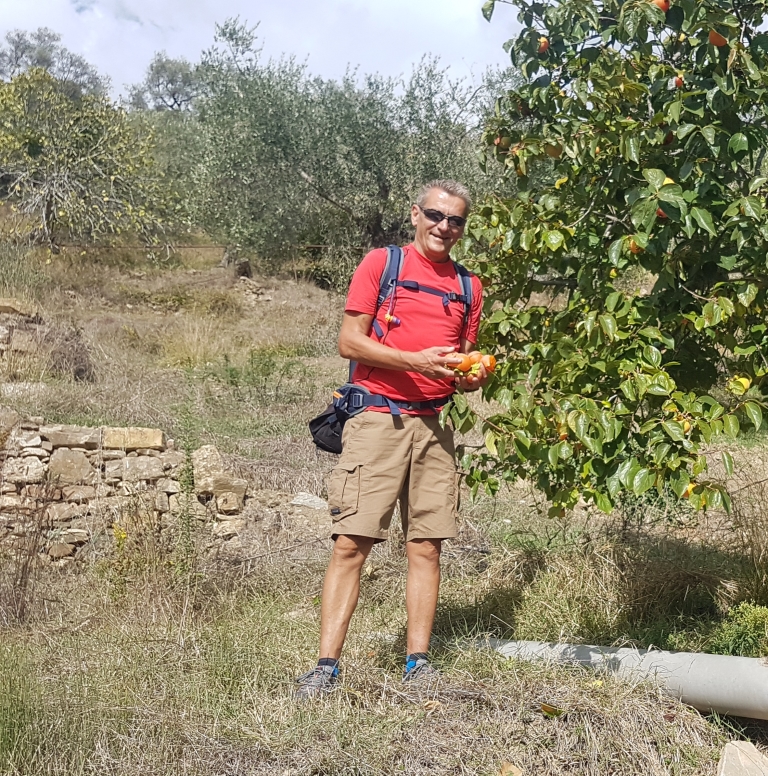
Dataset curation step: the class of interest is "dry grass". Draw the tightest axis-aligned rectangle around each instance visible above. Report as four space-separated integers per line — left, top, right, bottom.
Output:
0 523 726 776
2 242 768 773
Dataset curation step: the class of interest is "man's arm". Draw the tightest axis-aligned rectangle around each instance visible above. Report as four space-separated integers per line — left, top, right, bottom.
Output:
338 311 461 380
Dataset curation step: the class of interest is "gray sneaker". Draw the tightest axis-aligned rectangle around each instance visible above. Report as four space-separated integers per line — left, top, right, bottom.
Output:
295 665 340 700
402 658 440 685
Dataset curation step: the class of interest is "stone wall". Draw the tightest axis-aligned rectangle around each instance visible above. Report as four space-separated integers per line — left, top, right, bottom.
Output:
0 409 252 561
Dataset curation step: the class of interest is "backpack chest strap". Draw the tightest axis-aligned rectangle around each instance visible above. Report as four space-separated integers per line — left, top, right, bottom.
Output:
396 280 470 308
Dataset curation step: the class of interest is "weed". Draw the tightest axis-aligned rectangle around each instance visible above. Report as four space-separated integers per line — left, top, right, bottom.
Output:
707 602 768 657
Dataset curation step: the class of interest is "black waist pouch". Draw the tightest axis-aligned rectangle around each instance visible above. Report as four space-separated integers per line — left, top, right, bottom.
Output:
308 383 372 455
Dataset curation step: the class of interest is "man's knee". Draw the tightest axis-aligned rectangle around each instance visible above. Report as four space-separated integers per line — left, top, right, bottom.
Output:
332 534 375 566
407 538 442 564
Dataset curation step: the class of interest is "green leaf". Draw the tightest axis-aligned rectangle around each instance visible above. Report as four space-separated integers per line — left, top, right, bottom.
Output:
481 0 495 21
670 469 690 498
625 135 640 163
722 450 734 477
642 169 666 190
543 230 565 251
662 420 685 441
742 196 763 219
723 414 740 438
643 345 662 368
453 392 468 414
737 283 759 307
633 468 656 495
745 401 763 431
598 314 617 341
593 491 613 514
728 133 749 154
690 206 717 236
608 239 623 264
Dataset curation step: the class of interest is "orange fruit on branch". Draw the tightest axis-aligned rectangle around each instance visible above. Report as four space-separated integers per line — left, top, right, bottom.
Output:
708 30 728 47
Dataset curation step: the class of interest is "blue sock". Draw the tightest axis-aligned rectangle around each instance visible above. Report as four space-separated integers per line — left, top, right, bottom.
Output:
405 652 428 673
318 657 339 676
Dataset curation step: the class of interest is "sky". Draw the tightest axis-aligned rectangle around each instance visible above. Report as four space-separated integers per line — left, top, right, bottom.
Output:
0 0 520 96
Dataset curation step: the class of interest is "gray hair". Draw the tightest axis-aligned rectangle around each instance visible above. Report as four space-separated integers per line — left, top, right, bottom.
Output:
416 179 472 215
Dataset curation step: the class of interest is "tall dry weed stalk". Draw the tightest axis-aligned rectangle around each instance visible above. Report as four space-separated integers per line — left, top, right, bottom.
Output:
0 482 56 625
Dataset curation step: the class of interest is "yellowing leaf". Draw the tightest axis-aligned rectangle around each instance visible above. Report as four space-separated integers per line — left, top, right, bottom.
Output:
541 702 566 717
555 176 569 189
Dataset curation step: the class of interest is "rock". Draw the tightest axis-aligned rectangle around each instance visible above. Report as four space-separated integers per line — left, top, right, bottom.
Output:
12 431 41 448
0 406 20 439
49 449 96 485
21 416 43 428
100 450 126 460
21 447 50 458
123 456 164 481
191 445 225 480
159 450 186 472
103 460 123 483
169 493 208 520
102 427 166 451
2 456 45 483
58 528 89 545
48 542 74 559
9 328 41 353
135 448 161 457
291 492 328 510
718 742 768 776
154 492 170 513
1 482 16 494
217 491 243 514
212 519 245 539
41 440 52 452
46 502 86 524
40 425 100 449
0 494 35 512
200 473 248 499
86 496 134 519
191 445 247 499
0 298 36 316
24 484 59 500
61 485 97 502
156 478 181 494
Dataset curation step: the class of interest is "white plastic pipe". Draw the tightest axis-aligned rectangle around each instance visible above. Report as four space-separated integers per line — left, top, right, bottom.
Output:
487 639 768 720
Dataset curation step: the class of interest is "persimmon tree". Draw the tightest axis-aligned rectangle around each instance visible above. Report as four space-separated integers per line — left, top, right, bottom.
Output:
452 0 768 514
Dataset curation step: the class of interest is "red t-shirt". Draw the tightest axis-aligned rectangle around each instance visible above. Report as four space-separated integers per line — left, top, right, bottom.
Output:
345 243 483 411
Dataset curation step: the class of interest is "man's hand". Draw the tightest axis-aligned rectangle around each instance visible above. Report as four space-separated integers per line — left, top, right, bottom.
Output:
410 346 463 380
455 362 489 392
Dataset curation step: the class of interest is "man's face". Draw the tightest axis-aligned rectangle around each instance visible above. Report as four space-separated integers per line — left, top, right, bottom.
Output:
411 188 468 262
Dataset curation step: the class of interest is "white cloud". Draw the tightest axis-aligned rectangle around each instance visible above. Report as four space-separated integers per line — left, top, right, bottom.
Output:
0 0 519 95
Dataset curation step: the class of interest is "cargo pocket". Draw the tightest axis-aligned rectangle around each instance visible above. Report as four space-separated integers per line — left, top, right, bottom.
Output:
327 461 364 520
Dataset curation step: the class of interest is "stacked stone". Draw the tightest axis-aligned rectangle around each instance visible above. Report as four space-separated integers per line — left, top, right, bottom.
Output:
0 413 251 562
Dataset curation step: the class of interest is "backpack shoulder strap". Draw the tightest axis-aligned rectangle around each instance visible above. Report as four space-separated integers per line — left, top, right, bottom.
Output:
453 261 474 340
348 246 403 380
371 245 403 338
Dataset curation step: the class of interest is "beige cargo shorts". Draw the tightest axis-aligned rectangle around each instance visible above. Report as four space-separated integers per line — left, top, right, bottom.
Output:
327 410 459 542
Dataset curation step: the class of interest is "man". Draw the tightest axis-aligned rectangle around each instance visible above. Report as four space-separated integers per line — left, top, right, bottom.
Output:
296 179 487 699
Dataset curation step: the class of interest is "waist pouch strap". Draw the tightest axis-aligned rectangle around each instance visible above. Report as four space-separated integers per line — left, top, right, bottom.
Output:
341 392 453 415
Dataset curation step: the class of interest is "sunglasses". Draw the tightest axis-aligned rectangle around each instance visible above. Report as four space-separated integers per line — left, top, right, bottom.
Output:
418 206 467 229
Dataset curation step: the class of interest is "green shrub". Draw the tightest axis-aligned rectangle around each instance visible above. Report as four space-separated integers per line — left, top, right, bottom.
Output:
707 602 768 657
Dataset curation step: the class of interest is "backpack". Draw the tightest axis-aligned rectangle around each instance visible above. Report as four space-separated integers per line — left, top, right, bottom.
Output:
309 245 474 454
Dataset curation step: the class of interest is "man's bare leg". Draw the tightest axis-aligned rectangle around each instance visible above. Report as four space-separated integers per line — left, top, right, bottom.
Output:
404 538 442 655
318 534 376 659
